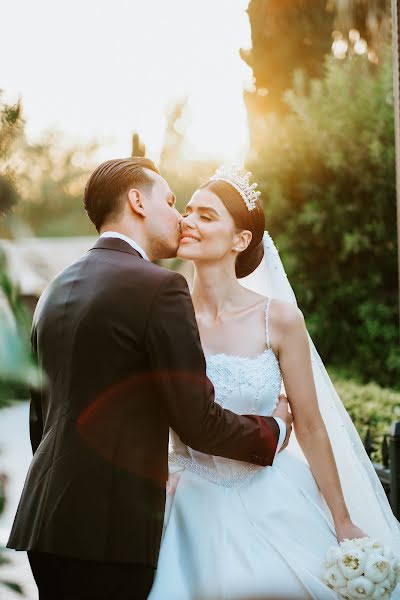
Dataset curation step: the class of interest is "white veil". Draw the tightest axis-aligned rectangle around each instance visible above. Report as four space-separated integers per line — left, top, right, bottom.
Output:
240 231 400 551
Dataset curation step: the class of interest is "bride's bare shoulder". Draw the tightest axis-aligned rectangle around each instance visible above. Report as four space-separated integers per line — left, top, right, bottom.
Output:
269 299 305 333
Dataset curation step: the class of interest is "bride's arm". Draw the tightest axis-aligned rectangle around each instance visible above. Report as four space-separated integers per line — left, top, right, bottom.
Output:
276 302 366 541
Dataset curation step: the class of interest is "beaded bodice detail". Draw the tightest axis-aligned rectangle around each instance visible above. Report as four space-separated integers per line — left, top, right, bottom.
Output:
169 299 283 487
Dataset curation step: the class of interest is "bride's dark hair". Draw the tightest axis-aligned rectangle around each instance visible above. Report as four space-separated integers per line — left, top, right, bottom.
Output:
199 179 265 278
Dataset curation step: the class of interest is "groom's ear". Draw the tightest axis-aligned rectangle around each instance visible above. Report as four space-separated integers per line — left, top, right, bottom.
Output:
127 188 146 218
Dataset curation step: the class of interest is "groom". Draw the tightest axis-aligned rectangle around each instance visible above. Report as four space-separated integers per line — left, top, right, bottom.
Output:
7 157 292 600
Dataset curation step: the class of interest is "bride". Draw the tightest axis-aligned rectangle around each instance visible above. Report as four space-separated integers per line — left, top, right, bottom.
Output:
149 166 400 599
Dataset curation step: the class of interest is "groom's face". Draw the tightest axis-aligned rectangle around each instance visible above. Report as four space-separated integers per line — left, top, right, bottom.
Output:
143 172 182 259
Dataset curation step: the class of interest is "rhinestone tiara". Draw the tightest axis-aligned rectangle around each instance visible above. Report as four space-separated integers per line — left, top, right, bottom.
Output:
210 165 261 211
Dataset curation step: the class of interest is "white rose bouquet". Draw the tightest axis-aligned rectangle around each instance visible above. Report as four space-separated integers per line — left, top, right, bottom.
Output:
322 538 400 599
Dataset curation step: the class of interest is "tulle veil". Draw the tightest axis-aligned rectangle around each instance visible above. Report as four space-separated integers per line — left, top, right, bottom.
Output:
240 231 400 552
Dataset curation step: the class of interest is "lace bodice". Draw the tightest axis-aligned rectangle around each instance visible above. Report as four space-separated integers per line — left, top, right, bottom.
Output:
205 348 281 415
169 299 283 487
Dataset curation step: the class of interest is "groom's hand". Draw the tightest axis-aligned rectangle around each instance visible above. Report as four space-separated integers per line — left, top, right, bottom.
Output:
272 394 293 452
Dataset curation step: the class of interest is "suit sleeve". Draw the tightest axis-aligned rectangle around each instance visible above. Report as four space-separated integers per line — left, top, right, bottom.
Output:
29 325 44 454
144 272 279 466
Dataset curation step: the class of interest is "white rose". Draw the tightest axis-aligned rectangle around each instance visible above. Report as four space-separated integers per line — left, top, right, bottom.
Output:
371 576 393 597
338 547 367 580
383 546 393 561
360 538 373 550
346 576 375 598
336 586 351 598
353 537 369 549
387 562 397 586
365 553 391 584
325 545 342 568
391 557 400 584
368 539 385 554
324 564 347 589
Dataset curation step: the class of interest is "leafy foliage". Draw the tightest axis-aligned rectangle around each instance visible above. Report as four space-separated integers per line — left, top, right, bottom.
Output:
0 93 22 169
333 0 391 49
0 248 40 405
0 95 28 596
242 0 391 152
1 132 97 238
248 47 399 388
0 90 96 238
241 0 335 117
0 91 40 394
0 92 23 217
332 372 400 463
0 579 23 596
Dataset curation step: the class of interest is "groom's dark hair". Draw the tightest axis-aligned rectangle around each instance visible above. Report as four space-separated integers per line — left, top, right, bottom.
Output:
84 157 160 231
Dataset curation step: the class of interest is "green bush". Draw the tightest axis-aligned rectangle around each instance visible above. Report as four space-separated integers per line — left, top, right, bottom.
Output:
249 46 399 388
331 372 400 463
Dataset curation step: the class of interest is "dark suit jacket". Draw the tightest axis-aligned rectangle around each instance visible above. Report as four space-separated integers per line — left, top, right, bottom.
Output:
7 237 279 566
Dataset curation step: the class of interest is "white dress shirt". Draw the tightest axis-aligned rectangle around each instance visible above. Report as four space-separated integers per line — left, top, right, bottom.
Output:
273 417 286 455
100 231 150 261
99 231 286 457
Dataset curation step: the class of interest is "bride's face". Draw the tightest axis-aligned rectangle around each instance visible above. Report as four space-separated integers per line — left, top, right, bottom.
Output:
178 189 243 263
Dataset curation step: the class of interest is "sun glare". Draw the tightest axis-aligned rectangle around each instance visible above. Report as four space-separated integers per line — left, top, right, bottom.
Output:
184 70 251 163
0 0 252 164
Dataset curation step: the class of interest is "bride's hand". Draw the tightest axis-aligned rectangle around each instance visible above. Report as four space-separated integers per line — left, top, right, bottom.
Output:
335 519 368 543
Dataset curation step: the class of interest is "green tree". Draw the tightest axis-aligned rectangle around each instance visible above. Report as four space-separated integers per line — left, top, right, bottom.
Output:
248 47 399 388
1 132 97 238
0 93 23 174
131 132 146 158
0 92 22 217
0 93 30 596
0 251 36 595
0 177 17 220
241 1 391 152
241 0 335 127
333 0 391 49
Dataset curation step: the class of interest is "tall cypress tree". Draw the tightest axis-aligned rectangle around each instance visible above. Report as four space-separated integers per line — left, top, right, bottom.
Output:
0 93 22 214
334 0 391 47
241 0 334 122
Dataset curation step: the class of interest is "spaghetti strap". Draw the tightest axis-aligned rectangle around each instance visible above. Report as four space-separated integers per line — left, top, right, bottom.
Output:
265 298 272 349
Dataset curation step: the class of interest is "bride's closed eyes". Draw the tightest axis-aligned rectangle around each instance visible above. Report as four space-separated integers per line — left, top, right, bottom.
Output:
182 207 218 221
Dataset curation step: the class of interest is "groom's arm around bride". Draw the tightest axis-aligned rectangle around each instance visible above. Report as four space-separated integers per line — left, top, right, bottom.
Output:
145 269 285 464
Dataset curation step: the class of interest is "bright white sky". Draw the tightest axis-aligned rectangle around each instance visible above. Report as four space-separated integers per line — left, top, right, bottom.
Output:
1 0 253 164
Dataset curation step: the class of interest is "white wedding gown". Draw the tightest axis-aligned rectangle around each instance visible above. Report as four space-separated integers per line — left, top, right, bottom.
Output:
149 299 400 600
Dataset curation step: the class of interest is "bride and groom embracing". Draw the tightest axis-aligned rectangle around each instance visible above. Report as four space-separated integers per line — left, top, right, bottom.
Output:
7 157 400 599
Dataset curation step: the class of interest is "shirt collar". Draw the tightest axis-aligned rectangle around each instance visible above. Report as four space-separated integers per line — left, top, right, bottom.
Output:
99 231 150 261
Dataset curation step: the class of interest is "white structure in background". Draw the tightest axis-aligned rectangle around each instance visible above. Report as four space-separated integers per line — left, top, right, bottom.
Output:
0 237 194 306
0 237 96 299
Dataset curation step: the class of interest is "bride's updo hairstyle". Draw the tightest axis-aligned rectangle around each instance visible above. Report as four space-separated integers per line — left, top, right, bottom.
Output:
199 179 265 278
